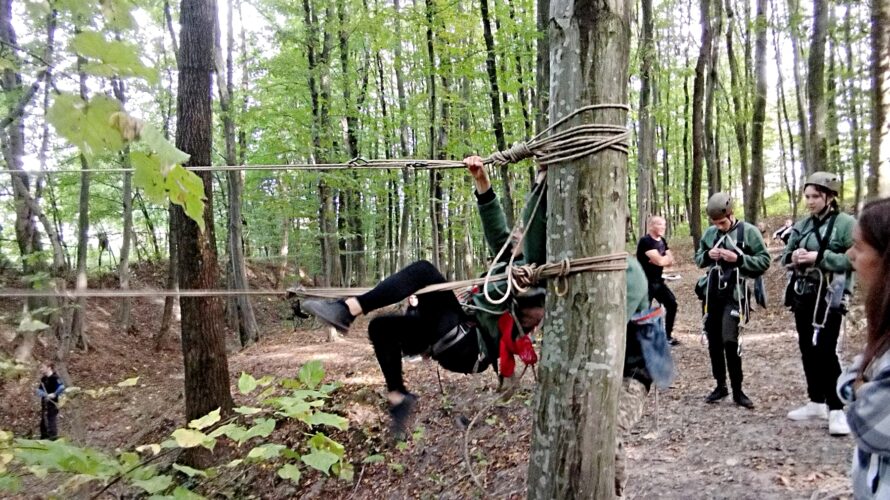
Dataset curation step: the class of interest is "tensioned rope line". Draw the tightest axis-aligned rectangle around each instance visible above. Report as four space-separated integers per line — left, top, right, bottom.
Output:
2 104 630 176
0 253 628 300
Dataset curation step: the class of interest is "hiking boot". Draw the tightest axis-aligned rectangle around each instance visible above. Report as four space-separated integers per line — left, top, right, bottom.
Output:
302 299 354 333
705 385 729 403
733 390 755 409
829 410 851 436
787 402 829 421
389 392 418 441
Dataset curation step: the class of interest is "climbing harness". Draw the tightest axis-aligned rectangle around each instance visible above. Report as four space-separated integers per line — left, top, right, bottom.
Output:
699 225 749 356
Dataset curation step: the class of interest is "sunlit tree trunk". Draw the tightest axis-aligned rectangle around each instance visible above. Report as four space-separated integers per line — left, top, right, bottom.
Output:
807 0 829 175
691 0 711 248
870 0 890 198
637 0 654 234
748 0 767 222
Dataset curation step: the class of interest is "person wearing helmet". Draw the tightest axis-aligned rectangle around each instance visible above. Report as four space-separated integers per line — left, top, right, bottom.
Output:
694 192 771 408
782 171 855 436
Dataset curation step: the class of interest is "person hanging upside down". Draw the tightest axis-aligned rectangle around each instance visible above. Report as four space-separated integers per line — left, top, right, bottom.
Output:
303 156 548 439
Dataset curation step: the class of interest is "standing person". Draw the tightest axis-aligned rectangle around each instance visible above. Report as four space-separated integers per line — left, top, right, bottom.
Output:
636 216 680 345
783 172 855 436
303 156 547 439
836 197 890 498
694 193 771 409
36 362 65 440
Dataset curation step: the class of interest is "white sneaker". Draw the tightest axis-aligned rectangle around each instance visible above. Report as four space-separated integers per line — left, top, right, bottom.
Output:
829 410 851 436
787 402 829 421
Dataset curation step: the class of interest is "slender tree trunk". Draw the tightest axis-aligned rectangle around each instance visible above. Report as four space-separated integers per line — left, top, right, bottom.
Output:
705 0 723 196
870 0 890 198
788 0 811 176
175 0 234 467
844 3 864 207
527 0 631 496
637 0 655 234
393 0 412 268
113 76 135 331
71 53 91 352
807 0 829 175
480 0 514 226
772 0 799 217
726 1 749 212
535 0 549 134
748 0 767 223
827 35 841 180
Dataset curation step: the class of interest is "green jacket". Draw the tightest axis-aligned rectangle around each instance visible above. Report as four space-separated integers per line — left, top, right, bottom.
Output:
694 220 771 302
780 211 855 294
627 258 649 318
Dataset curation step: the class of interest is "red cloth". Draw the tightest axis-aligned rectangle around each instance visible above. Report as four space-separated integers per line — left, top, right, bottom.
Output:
497 313 538 378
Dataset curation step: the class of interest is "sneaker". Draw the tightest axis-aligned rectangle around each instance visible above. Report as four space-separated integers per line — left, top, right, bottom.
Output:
302 299 354 333
828 410 851 436
733 390 755 409
388 392 418 440
705 385 729 403
787 402 829 421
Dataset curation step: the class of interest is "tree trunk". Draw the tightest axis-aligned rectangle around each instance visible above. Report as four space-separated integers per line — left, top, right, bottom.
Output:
691 0 711 248
393 0 412 268
844 3 864 207
156 205 179 350
535 0 549 134
705 0 723 196
870 0 890 198
807 0 829 176
725 1 749 213
70 55 91 352
637 0 655 235
772 0 799 217
175 0 234 466
748 0 767 223
788 0 811 176
527 0 631 497
111 76 135 332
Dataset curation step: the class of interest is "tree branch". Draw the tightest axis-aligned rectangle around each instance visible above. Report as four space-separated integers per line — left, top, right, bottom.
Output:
0 69 47 130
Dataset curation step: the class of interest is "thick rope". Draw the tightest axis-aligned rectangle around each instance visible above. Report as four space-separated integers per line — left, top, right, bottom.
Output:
0 253 626 300
4 104 629 176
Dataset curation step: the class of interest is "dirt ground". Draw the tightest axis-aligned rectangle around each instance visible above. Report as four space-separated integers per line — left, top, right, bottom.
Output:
0 239 861 499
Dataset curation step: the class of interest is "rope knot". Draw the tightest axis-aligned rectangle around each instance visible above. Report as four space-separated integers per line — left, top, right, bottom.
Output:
489 141 533 166
347 157 369 168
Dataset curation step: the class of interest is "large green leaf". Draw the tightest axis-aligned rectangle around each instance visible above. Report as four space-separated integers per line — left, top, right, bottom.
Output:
238 418 275 444
132 474 173 494
165 165 206 232
140 124 190 168
188 408 220 430
100 0 134 30
208 423 246 442
172 463 208 478
170 486 205 499
246 443 285 461
116 377 139 387
171 429 213 450
130 152 167 204
307 433 345 458
17 315 49 332
301 450 339 475
0 474 20 493
298 360 325 389
47 93 123 160
277 463 301 484
70 31 157 83
300 411 348 431
238 372 257 395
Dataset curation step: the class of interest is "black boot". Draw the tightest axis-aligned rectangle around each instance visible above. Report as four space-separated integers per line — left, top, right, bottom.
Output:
733 389 754 409
705 385 729 403
302 299 355 333
388 392 418 441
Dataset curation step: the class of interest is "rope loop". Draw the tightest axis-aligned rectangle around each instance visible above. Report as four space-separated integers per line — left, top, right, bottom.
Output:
488 141 534 166
347 157 369 168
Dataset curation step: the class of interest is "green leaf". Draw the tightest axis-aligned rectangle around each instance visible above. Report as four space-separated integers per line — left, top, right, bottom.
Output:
16 316 49 332
225 458 243 468
135 444 162 456
300 411 348 431
301 450 339 475
172 463 208 478
171 486 204 499
165 165 205 231
132 474 173 494
277 463 301 484
307 433 345 457
334 461 354 482
208 423 246 442
188 408 220 430
319 382 341 394
171 429 211 449
48 93 123 160
0 475 20 494
238 418 275 444
131 151 167 204
238 372 257 395
281 448 301 460
116 377 139 387
70 31 157 82
246 443 285 461
362 454 384 464
298 360 325 389
256 375 276 387
233 406 262 415
100 0 134 30
140 123 190 167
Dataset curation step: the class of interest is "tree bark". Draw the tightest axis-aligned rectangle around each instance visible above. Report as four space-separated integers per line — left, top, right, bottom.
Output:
788 0 811 176
175 0 234 466
748 0 767 223
70 53 91 352
535 0 550 134
725 1 749 212
772 0 799 217
637 0 655 235
807 0 829 176
705 0 723 196
691 0 711 248
112 77 134 331
527 0 631 497
843 3 864 207
870 0 890 198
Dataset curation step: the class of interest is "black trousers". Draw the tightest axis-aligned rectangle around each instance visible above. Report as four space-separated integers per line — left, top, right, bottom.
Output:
359 261 469 394
793 295 844 410
705 299 744 391
649 281 677 338
40 400 58 440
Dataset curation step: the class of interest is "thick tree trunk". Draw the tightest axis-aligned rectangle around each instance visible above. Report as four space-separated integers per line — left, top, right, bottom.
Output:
691 0 711 248
807 0 829 176
535 0 550 134
748 0 767 223
637 0 654 235
175 0 234 466
870 0 890 198
527 0 631 497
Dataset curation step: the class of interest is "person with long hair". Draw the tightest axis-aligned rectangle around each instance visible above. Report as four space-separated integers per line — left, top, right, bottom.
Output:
837 197 890 498
782 172 856 435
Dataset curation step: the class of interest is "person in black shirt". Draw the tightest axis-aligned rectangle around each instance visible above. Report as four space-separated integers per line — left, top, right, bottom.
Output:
36 362 65 440
636 216 679 345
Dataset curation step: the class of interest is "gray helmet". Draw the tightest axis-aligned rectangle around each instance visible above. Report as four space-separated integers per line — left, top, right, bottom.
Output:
706 192 734 220
805 171 841 195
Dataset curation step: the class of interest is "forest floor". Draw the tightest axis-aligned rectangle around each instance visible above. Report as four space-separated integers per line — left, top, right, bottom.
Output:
0 235 861 499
